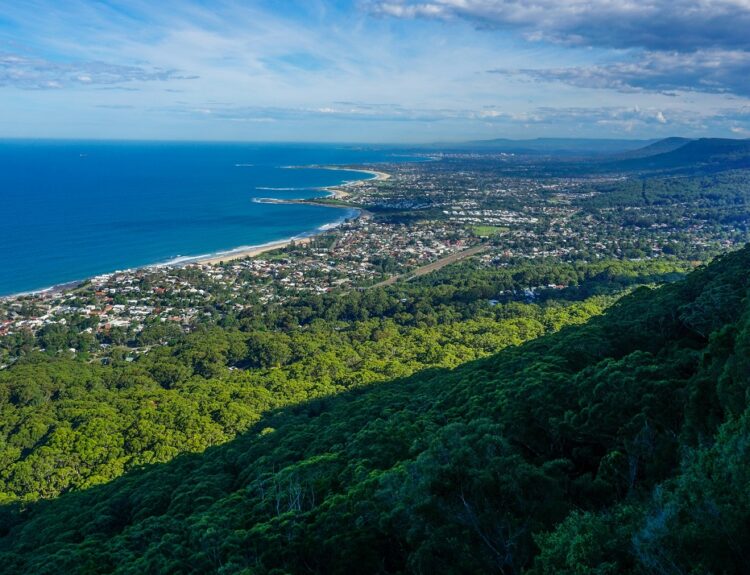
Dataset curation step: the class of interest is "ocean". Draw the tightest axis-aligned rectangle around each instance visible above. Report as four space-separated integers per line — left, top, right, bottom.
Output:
0 141 401 296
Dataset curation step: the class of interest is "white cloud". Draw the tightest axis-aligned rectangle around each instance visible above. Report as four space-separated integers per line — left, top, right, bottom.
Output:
0 54 195 89
1 1 749 140
370 1 750 51
490 50 750 97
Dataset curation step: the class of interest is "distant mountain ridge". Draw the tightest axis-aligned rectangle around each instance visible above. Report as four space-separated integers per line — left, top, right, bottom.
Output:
430 136 750 170
606 137 750 172
428 137 657 155
609 136 695 160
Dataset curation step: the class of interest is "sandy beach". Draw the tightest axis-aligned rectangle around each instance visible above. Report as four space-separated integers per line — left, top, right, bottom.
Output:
195 167 390 265
327 167 391 181
197 166 388 265
195 237 313 265
8 236 319 298
7 165 390 295
321 166 390 199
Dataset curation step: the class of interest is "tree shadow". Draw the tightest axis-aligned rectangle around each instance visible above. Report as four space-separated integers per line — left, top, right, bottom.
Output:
1 244 747 572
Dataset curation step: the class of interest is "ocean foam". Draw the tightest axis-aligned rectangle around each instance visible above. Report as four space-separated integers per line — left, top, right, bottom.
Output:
255 186 320 191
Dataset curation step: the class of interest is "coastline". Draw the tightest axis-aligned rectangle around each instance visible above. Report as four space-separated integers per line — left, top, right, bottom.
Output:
1 209 358 300
192 237 314 266
319 166 390 200
1 166 386 299
207 165 389 265
1 280 85 301
190 207 359 265
286 165 390 200
318 166 391 182
284 164 391 183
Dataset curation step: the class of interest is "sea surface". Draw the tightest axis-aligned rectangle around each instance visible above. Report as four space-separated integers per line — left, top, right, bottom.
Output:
0 141 401 296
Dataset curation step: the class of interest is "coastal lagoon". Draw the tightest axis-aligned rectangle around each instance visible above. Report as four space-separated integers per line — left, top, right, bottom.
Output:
0 141 398 296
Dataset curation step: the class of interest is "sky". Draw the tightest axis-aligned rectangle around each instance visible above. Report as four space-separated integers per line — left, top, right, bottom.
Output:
1 0 750 142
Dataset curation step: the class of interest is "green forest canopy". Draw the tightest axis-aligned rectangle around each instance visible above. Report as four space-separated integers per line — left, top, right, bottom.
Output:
0 244 748 573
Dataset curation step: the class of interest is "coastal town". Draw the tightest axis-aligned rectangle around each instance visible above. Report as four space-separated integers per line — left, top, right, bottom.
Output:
1 157 747 366
0 211 475 363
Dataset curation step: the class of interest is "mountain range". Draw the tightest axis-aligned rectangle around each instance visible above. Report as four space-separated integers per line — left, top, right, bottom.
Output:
605 137 750 172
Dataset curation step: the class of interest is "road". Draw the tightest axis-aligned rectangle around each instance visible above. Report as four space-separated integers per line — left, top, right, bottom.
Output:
370 243 489 288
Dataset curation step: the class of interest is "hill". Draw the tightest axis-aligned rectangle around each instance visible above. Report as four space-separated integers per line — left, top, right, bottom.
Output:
608 136 694 160
433 137 655 156
0 245 748 573
608 137 750 172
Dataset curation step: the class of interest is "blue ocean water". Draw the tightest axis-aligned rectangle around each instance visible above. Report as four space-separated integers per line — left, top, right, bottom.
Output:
0 141 400 296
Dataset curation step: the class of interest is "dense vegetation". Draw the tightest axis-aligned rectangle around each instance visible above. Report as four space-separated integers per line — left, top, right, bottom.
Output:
2 258 685 504
0 243 747 573
609 137 750 172
0 298 601 504
0 257 693 364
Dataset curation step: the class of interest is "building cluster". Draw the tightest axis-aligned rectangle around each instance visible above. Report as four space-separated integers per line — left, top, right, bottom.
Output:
200 216 472 298
0 214 472 355
2 157 747 364
0 269 216 342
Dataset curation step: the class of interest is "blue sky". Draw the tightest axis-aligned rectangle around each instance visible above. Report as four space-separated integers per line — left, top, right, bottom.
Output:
1 0 749 142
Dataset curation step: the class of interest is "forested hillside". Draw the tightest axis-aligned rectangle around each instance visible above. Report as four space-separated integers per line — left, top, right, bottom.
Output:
609 138 750 172
0 258 682 505
0 245 748 573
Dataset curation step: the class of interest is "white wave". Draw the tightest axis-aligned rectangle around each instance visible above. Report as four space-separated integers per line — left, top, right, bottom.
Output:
152 253 212 267
255 186 320 191
251 198 287 204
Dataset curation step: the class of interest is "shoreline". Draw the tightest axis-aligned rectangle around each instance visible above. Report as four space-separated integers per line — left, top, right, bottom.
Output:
317 166 391 182
192 237 314 266
1 166 387 300
284 164 391 183
320 166 390 200
286 165 390 200
190 206 359 265
1 279 85 301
